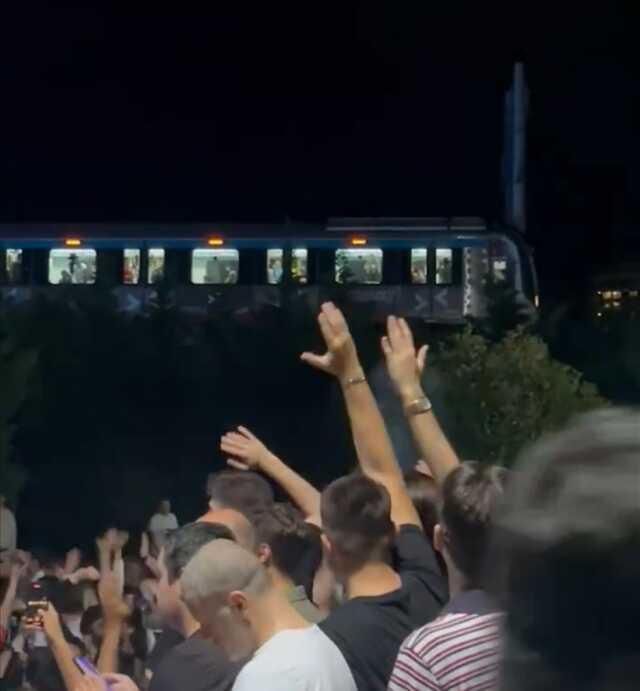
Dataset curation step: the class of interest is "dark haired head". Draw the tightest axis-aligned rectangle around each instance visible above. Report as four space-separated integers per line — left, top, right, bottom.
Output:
164 522 235 584
207 469 274 519
491 408 640 691
404 469 447 578
321 473 395 573
404 469 439 540
254 503 323 599
440 462 507 586
52 581 85 616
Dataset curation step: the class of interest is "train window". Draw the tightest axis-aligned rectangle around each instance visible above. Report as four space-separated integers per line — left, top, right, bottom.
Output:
123 249 141 285
6 249 23 284
292 248 308 284
148 249 165 284
492 257 508 282
191 249 239 285
410 249 428 284
335 249 383 285
435 248 453 285
48 249 96 285
267 249 284 285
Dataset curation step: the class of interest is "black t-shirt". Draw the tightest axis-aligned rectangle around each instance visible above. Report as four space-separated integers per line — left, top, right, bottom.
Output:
319 524 447 691
150 633 243 691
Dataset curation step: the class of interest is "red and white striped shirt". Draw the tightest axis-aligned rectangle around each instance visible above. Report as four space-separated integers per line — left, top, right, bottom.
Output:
388 590 503 691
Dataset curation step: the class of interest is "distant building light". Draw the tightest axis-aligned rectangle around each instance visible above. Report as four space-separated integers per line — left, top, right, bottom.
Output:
351 237 367 246
534 294 540 309
65 238 82 247
597 312 603 317
612 290 622 300
208 237 224 246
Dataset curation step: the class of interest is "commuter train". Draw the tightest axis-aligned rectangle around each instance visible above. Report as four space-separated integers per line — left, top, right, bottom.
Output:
0 218 538 323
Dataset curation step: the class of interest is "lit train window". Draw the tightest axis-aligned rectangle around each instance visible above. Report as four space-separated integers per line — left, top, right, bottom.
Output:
148 249 165 284
335 249 383 285
292 248 308 284
267 249 284 285
435 248 453 285
492 257 508 282
123 249 140 285
6 249 23 284
48 249 96 285
410 249 428 284
191 249 239 285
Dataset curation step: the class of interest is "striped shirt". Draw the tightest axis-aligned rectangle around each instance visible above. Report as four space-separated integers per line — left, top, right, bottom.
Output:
388 590 502 691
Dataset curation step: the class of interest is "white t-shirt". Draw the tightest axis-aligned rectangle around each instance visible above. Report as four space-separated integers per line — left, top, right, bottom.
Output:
232 626 357 691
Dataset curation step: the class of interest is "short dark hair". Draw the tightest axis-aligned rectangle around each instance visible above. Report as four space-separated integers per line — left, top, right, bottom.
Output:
53 581 85 616
254 503 323 596
440 462 507 586
164 522 235 583
207 470 274 519
404 469 439 540
492 409 640 691
404 469 447 577
321 473 395 571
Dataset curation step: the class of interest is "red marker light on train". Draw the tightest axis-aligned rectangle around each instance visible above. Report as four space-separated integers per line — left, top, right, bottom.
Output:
351 237 367 246
208 237 224 246
65 238 82 247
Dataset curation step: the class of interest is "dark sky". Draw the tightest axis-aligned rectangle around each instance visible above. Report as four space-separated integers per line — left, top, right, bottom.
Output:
1 2 638 237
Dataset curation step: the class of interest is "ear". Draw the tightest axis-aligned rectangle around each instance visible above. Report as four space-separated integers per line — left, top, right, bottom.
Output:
434 524 444 554
228 591 250 620
257 543 271 566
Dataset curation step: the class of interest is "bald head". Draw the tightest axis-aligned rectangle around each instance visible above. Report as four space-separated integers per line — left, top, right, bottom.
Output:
197 508 257 552
181 539 269 610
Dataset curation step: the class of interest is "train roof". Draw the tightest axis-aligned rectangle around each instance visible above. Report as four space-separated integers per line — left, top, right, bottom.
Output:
0 217 492 241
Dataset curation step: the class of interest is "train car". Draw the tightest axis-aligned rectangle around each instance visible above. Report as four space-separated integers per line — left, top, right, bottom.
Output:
0 217 538 323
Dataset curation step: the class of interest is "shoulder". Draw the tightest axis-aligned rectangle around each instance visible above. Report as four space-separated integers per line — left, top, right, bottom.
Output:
402 611 502 661
152 637 237 689
233 658 303 691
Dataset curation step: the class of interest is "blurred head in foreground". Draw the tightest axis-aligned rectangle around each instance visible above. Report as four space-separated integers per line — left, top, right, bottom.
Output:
491 408 640 691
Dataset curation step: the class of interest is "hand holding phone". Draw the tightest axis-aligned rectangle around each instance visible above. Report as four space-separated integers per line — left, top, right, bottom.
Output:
23 599 48 627
74 657 113 690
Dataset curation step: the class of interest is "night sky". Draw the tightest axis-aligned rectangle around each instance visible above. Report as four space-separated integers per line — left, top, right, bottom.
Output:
1 2 638 284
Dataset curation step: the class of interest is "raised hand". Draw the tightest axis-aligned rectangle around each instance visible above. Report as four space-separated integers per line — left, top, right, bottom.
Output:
98 571 130 625
300 302 362 384
74 677 111 691
101 674 141 691
221 426 272 471
37 602 64 642
381 316 428 401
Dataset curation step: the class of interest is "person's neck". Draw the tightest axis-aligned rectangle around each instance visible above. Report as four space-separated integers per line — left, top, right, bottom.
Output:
173 603 200 639
344 561 401 599
251 588 309 649
268 567 296 595
446 561 470 598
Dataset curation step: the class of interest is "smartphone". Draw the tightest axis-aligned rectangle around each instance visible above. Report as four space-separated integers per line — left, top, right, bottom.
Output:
74 657 112 689
24 599 48 627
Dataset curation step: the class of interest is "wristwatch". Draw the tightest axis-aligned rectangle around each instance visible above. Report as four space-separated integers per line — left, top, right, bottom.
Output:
404 396 433 416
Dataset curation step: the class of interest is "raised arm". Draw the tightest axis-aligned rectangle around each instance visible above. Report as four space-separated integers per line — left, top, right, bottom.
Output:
96 571 130 675
301 302 421 528
382 316 460 487
220 427 321 524
39 603 84 691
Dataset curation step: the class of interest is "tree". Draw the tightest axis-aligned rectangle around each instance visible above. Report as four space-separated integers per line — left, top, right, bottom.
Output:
430 327 607 466
0 320 38 506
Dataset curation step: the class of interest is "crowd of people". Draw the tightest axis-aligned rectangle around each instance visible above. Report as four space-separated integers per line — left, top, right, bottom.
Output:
1 301 639 691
